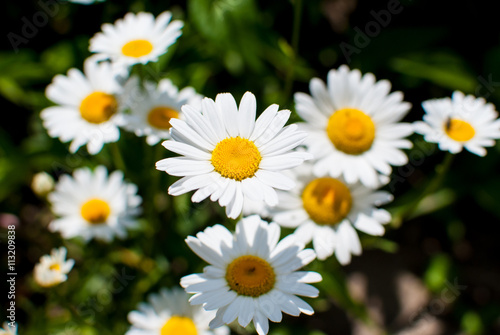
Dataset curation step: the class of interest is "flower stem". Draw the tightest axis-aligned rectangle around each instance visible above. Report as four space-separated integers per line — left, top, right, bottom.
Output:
283 0 303 104
398 152 455 223
109 141 126 171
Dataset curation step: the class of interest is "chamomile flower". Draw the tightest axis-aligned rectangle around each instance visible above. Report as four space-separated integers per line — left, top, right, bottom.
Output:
89 11 183 68
41 57 123 155
156 91 311 219
126 287 229 335
269 163 393 265
33 247 74 288
48 166 142 242
120 76 202 145
414 91 500 156
181 215 322 335
0 322 16 335
295 65 413 188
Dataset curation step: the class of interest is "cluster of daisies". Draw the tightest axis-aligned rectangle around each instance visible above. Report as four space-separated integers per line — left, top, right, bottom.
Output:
23 6 500 335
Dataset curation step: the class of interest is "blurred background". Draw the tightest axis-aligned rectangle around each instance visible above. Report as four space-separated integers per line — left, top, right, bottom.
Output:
1 0 500 334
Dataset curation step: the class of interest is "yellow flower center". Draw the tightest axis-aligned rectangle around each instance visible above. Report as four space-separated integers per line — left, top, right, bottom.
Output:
79 92 118 124
211 137 261 181
226 255 275 297
49 263 61 272
121 39 154 58
160 316 198 335
302 177 352 226
80 198 111 224
327 108 375 155
147 106 179 130
445 118 475 142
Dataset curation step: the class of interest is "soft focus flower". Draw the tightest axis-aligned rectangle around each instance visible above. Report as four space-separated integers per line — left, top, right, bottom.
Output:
269 163 393 264
126 287 229 335
89 11 183 68
0 322 16 335
156 91 311 219
41 58 124 155
181 215 322 335
34 247 74 288
120 76 202 145
295 65 413 188
31 171 55 197
48 166 142 242
414 91 500 156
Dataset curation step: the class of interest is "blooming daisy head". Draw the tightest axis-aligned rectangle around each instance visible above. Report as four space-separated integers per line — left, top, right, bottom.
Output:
269 163 393 265
41 57 124 155
34 247 74 288
181 215 322 335
414 91 500 156
126 287 229 335
89 11 183 68
156 91 312 219
295 65 414 188
48 166 142 242
0 322 17 335
120 76 203 145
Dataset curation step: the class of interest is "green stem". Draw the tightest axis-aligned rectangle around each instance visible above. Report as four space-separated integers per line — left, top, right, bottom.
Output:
148 143 165 223
283 0 303 105
400 152 455 221
109 141 126 171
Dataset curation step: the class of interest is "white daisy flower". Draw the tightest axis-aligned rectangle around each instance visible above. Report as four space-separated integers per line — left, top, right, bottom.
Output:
120 76 203 145
181 215 322 335
34 247 74 288
89 11 183 68
0 322 17 335
414 91 500 156
268 163 393 265
295 65 414 188
126 287 229 335
156 91 312 219
48 166 142 242
41 57 123 155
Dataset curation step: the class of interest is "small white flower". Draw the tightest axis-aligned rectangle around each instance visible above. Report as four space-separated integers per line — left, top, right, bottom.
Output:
120 76 202 145
126 287 229 335
48 166 142 242
41 57 124 155
34 247 74 288
269 163 393 265
295 65 413 188
156 91 312 219
0 322 16 335
414 91 500 156
89 11 183 68
31 171 55 197
181 215 322 335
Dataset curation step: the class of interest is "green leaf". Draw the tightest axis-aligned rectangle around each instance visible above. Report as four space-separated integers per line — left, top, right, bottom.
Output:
390 52 477 92
424 253 451 292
